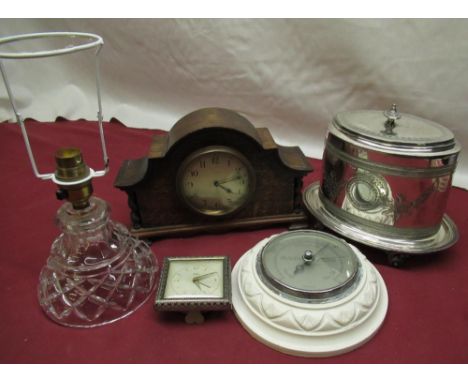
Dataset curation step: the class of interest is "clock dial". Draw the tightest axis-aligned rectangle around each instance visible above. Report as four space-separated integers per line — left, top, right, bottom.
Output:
163 259 224 299
177 146 255 216
258 230 360 300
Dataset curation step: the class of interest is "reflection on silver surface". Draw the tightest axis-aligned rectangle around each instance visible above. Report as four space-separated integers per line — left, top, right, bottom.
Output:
321 136 456 239
307 106 460 252
304 182 459 254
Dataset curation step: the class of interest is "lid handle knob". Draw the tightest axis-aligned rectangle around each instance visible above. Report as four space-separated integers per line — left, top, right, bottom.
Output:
382 104 401 135
303 250 314 263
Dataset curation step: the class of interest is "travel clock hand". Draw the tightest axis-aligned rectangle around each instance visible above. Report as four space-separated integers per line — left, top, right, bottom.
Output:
193 280 210 290
193 272 217 291
192 272 218 282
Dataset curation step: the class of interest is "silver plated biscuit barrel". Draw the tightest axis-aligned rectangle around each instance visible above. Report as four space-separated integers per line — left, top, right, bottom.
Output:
304 105 460 255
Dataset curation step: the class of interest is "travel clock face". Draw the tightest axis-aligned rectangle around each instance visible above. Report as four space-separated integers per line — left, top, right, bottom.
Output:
176 146 256 216
163 258 225 299
154 256 232 313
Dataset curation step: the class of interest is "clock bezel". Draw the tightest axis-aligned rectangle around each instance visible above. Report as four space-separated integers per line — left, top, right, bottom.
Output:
175 145 257 217
257 230 361 302
154 256 232 312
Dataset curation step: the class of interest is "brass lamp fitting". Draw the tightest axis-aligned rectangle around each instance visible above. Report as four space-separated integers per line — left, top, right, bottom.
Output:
54 148 93 209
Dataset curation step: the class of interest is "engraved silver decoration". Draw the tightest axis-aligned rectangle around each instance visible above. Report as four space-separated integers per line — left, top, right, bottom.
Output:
306 104 460 254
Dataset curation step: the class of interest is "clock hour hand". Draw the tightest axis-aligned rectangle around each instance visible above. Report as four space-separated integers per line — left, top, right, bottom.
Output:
192 272 218 282
193 279 210 290
193 273 216 290
213 181 233 193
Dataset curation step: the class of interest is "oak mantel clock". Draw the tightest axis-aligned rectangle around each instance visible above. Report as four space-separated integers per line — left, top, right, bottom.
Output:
114 107 313 238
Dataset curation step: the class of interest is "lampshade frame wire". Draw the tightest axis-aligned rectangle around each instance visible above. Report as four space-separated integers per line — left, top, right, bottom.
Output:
0 32 109 183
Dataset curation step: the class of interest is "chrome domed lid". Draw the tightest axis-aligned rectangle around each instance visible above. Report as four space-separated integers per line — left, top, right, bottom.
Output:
331 104 460 156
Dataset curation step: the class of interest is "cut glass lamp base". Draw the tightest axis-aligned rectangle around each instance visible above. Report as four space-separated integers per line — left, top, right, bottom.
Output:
38 197 158 328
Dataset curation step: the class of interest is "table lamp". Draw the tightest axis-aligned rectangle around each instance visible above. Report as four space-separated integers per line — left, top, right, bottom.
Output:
0 32 158 328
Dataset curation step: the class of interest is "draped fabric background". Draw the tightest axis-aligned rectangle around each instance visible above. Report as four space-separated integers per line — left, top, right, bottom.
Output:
1 19 467 187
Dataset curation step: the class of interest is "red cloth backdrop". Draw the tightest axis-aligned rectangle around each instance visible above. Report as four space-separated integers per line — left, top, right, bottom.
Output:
0 119 467 363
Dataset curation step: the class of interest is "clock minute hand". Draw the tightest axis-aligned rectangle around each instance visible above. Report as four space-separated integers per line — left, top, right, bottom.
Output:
213 181 233 193
192 272 218 282
193 279 210 289
216 175 241 185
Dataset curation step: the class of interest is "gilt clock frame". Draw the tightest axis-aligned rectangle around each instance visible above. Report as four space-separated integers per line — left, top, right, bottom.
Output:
154 256 232 312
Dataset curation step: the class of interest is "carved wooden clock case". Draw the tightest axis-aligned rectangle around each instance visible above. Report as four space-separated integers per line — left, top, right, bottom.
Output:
114 107 313 238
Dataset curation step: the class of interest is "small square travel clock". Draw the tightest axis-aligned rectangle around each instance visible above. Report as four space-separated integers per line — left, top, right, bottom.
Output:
154 256 231 312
